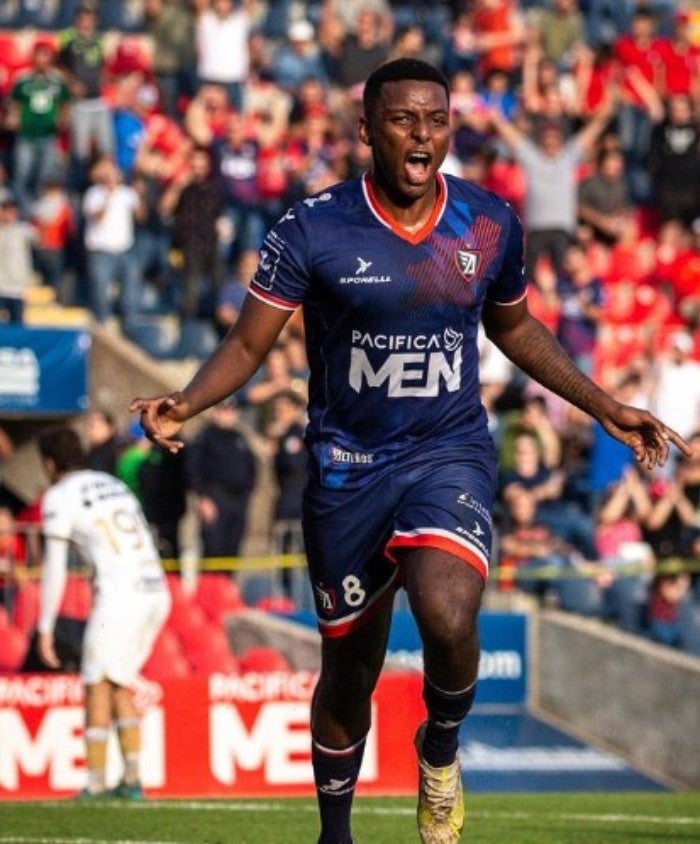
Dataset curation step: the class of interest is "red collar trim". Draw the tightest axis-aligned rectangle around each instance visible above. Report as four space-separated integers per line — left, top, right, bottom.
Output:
362 172 447 245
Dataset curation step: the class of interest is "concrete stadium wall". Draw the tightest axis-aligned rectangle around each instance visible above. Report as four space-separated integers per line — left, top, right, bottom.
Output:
531 609 700 788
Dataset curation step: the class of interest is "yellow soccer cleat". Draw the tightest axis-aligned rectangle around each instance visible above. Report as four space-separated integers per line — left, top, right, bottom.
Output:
414 722 465 843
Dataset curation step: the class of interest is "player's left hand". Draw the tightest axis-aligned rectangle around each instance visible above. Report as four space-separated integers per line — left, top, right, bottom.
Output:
38 632 61 669
601 404 693 470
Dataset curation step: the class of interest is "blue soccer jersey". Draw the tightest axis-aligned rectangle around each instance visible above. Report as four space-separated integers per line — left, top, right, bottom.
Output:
250 173 527 490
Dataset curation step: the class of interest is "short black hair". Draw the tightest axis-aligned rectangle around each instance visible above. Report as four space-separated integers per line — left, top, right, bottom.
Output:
38 427 86 473
363 58 450 117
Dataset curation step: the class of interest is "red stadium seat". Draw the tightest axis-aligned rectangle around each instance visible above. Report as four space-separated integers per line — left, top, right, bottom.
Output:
166 573 192 607
238 646 290 674
196 574 244 623
186 649 239 676
166 600 208 639
11 580 39 634
0 33 29 94
141 647 191 681
180 621 231 658
59 576 92 620
149 626 185 661
0 625 29 671
256 596 297 615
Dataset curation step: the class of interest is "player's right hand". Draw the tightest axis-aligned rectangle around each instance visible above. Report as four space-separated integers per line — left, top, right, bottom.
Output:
38 632 61 669
129 391 189 454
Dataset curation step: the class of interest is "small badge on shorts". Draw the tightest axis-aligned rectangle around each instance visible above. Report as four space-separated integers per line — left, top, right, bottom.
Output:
314 584 337 616
455 249 479 280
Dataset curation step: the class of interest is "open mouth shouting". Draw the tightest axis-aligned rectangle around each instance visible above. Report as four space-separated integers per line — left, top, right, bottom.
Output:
405 150 433 186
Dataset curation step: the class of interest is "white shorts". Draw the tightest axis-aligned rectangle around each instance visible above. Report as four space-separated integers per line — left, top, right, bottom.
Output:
81 582 171 687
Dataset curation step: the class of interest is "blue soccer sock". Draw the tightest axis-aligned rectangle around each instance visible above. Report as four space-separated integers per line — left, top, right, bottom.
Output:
313 735 366 844
421 675 476 768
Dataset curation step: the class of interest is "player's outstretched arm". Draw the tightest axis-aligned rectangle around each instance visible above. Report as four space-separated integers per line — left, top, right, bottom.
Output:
482 298 693 470
37 536 70 669
130 296 293 453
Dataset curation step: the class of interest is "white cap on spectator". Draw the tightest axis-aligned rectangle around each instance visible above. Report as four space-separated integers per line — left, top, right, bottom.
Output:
288 19 314 42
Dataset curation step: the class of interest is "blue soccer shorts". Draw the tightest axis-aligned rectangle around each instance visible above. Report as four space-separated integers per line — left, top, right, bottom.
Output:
302 442 497 638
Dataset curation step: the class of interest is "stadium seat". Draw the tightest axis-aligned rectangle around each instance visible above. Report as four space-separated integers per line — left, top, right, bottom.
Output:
679 603 700 657
238 646 290 674
175 320 219 360
141 647 191 681
58 576 92 621
166 573 192 607
167 600 208 639
11 580 40 634
151 626 185 660
0 626 29 672
123 318 176 360
256 595 297 615
0 33 27 68
240 574 277 607
196 574 244 623
186 648 239 676
180 621 231 658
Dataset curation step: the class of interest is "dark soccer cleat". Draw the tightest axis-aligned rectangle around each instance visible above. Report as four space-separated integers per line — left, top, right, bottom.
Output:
109 780 145 800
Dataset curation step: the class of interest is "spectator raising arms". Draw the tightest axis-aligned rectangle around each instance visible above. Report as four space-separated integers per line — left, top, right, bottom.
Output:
489 93 614 282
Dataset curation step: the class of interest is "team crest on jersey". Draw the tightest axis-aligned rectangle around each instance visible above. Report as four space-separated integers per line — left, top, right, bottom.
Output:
455 249 480 280
314 584 337 616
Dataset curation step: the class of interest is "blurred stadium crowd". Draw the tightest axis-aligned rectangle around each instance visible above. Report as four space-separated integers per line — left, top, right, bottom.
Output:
0 0 699 670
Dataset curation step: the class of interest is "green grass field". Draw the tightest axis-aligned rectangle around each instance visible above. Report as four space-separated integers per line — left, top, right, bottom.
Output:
1 792 699 844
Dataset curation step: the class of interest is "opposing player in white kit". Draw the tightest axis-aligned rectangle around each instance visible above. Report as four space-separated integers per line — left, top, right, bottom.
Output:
37 426 171 798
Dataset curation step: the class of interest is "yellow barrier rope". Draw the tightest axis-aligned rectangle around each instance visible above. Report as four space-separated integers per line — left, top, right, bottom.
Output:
5 555 698 582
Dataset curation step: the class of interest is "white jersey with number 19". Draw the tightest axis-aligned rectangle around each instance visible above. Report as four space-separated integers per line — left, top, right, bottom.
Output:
41 470 164 589
40 469 169 687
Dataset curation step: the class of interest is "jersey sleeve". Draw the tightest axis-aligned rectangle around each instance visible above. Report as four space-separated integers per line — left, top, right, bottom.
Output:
41 484 75 542
37 536 69 634
248 206 311 311
485 203 527 306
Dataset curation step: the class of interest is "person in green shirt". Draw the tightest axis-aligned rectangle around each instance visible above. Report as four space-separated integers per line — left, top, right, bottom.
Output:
9 41 70 215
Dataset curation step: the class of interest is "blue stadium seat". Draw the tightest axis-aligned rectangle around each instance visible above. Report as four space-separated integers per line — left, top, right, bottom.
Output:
123 318 175 360
175 319 219 360
96 0 145 33
679 603 700 656
21 0 78 29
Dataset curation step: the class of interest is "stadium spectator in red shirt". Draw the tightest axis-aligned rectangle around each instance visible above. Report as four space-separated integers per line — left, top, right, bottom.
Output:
614 7 665 202
472 0 525 81
654 9 700 100
30 175 74 302
660 220 700 325
572 43 621 120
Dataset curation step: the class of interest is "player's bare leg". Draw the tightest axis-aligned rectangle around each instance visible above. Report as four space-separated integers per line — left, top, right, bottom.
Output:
82 679 112 797
111 682 144 798
311 596 394 844
403 548 484 843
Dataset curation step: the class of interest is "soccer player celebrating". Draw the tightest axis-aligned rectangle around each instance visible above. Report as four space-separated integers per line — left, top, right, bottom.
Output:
37 427 171 799
131 59 691 843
